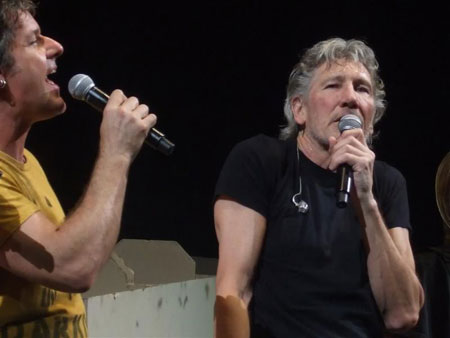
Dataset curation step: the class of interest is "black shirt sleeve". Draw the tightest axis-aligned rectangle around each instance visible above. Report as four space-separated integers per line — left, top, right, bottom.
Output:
214 135 281 218
374 161 411 231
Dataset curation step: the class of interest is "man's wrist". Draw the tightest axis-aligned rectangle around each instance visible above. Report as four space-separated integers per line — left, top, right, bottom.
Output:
96 151 131 174
358 194 379 214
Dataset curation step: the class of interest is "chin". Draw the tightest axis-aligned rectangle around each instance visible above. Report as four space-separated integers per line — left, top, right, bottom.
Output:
50 98 67 115
56 102 67 115
37 101 66 122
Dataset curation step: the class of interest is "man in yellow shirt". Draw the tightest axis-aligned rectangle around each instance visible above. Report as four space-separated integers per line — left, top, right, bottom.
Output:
0 1 157 336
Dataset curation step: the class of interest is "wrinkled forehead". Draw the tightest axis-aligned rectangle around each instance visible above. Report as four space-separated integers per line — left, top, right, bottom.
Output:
306 59 373 93
316 59 372 80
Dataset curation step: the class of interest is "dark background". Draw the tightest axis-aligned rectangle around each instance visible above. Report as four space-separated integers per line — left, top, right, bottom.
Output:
27 1 449 258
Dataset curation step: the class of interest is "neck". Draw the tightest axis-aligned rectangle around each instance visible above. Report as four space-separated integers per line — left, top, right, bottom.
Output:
0 111 31 162
296 131 331 169
1 137 28 162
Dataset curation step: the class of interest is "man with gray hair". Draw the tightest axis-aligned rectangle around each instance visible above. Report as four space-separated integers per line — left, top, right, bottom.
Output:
214 38 424 337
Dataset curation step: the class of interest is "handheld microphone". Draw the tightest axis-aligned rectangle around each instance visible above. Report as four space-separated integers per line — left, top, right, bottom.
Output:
336 114 362 208
68 74 175 156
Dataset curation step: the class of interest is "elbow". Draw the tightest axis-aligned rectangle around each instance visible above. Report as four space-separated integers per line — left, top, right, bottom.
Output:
55 270 96 293
69 272 96 293
57 261 99 293
384 281 425 332
384 307 420 332
45 271 95 294
71 262 100 292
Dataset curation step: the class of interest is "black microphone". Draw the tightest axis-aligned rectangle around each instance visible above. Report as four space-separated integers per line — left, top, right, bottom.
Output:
68 74 175 156
336 114 362 208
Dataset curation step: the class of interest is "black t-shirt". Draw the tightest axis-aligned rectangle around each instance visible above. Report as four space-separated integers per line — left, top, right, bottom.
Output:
214 134 411 338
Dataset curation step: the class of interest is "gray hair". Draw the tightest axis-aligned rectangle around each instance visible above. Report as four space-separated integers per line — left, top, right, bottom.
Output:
279 38 386 140
0 0 36 73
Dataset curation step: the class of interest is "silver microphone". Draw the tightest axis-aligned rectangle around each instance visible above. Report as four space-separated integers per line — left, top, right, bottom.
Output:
68 74 175 156
336 114 362 207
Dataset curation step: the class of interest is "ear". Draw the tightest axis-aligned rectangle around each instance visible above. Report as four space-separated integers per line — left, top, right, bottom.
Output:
0 71 13 105
0 73 6 92
291 96 307 127
0 68 7 86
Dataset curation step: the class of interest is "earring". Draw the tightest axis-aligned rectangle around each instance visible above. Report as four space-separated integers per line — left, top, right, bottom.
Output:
0 79 6 88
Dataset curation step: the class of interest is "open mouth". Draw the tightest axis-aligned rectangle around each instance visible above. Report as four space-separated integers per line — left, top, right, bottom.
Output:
45 69 59 88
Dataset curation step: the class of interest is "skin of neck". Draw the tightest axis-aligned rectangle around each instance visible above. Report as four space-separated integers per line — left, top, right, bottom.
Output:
0 104 31 162
296 129 332 169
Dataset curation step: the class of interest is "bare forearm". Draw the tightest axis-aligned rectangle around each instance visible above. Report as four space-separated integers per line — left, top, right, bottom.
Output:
213 199 265 338
55 153 130 286
361 198 423 330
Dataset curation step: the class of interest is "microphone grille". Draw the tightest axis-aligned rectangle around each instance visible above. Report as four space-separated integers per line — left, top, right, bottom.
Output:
68 74 95 100
338 114 362 133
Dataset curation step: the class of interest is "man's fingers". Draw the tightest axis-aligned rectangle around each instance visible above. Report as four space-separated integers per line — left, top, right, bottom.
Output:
329 135 374 172
133 104 150 119
121 96 140 111
329 144 362 171
341 128 367 145
106 89 126 108
332 132 367 154
143 113 157 130
328 136 337 151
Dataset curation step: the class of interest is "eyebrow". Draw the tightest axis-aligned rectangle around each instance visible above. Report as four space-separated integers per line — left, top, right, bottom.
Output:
322 75 345 83
322 74 373 89
31 28 41 36
21 28 41 44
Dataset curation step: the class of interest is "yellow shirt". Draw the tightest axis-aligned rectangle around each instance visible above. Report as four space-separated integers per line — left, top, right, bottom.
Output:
0 149 87 337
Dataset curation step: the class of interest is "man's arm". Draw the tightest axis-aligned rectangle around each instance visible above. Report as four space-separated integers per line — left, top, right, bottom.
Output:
360 203 424 332
0 90 156 293
329 129 424 332
214 197 266 338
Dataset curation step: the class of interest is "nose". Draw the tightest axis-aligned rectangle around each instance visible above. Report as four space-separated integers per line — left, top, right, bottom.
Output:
44 36 64 59
340 83 358 109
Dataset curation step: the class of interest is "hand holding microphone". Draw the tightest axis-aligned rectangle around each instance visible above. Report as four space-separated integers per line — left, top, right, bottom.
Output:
68 74 175 156
334 114 363 208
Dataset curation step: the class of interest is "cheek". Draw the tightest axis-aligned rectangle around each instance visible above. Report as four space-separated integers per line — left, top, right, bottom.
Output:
362 99 376 120
309 95 337 120
311 91 337 108
361 102 376 134
12 77 40 98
